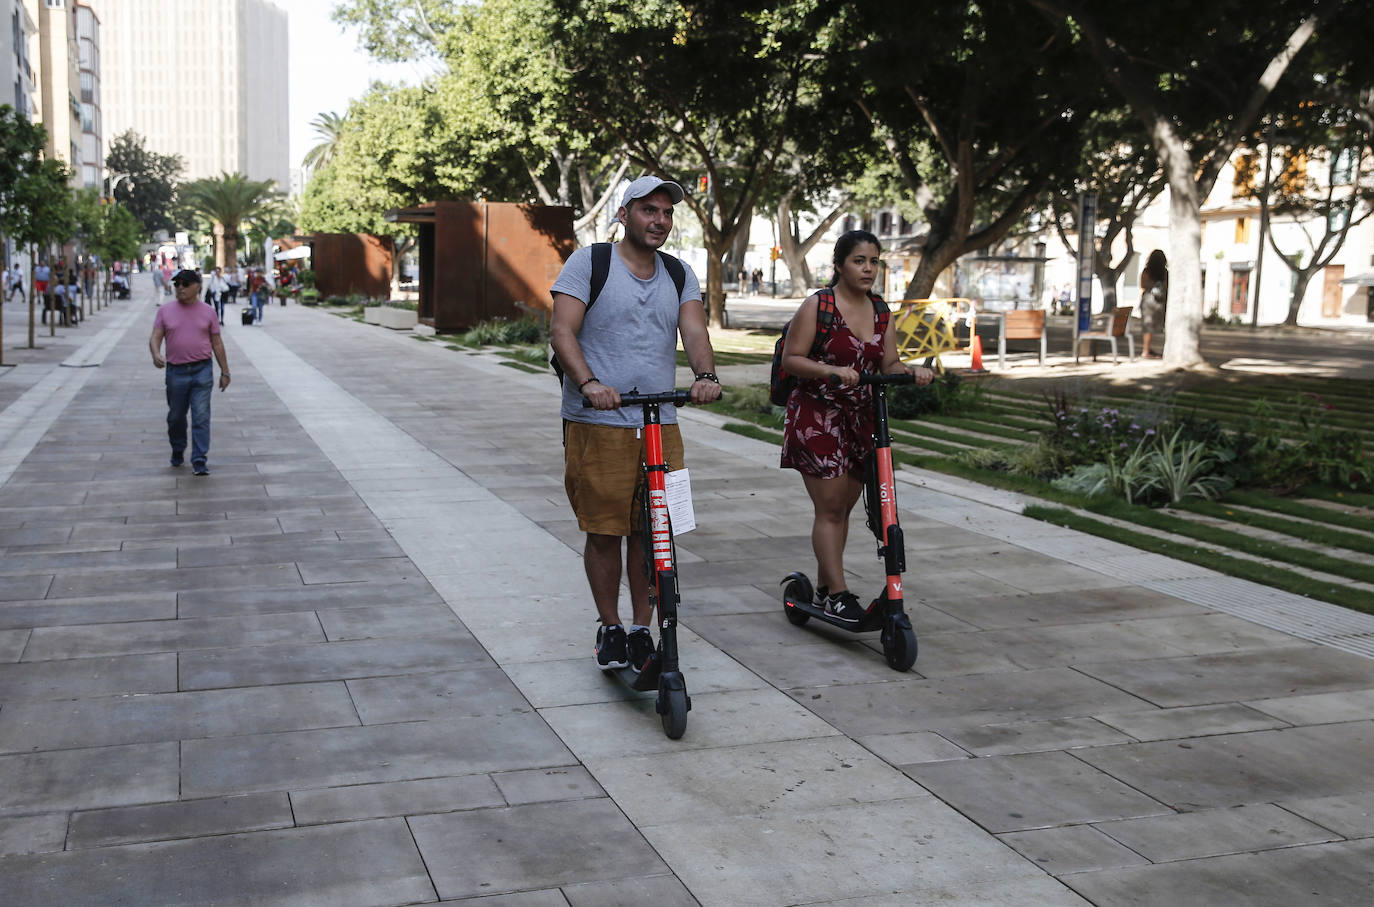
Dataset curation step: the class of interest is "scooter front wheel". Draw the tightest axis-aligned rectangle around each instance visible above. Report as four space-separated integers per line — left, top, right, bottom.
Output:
660 685 688 739
882 619 918 672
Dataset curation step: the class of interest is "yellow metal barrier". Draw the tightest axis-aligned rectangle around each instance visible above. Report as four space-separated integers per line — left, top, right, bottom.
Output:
892 298 975 371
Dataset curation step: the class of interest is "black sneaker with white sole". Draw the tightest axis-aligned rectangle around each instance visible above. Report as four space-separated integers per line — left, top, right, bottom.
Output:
825 590 866 624
595 624 628 670
626 627 655 673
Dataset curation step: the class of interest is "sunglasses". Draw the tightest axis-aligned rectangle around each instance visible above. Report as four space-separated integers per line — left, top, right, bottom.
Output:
173 280 197 288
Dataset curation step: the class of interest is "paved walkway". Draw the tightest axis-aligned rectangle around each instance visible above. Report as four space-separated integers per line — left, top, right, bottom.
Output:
1 278 1373 905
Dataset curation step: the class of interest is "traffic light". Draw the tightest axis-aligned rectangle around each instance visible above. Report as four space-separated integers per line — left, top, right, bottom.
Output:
698 174 709 193
770 245 781 261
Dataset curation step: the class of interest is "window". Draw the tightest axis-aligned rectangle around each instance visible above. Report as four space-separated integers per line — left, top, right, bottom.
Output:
1235 217 1251 244
1332 147 1356 186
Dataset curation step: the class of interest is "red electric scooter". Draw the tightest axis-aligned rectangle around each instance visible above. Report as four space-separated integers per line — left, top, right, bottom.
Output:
781 372 919 671
585 389 694 738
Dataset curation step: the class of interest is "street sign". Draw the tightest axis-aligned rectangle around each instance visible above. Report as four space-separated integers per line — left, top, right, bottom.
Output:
1076 193 1096 335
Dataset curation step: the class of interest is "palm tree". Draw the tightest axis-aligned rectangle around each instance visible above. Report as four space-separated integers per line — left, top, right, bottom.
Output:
181 173 279 268
301 111 347 173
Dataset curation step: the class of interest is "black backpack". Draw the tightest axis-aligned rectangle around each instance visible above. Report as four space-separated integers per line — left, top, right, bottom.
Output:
768 288 889 406
551 243 687 386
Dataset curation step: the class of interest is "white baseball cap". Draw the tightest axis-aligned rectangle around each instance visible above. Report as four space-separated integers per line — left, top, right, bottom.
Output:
618 175 685 211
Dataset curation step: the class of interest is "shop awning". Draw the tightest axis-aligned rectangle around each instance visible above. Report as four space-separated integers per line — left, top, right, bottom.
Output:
273 246 312 262
1339 271 1374 286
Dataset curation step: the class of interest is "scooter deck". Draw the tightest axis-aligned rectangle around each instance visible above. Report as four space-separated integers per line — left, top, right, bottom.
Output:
610 653 663 691
784 596 891 634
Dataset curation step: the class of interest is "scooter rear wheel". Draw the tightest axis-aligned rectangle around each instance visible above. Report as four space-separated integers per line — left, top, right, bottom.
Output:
882 622 918 672
781 575 813 626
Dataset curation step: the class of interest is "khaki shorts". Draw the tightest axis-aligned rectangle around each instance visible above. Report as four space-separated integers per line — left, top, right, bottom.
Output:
564 420 684 536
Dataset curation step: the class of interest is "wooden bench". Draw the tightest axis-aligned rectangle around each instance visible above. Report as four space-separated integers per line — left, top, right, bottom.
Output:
997 309 1047 367
1076 306 1135 364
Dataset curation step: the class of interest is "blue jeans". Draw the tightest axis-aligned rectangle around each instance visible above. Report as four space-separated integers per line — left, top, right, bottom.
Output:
166 360 213 465
251 291 264 322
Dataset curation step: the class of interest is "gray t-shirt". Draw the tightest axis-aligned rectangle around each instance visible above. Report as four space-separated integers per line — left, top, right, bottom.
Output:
552 245 701 427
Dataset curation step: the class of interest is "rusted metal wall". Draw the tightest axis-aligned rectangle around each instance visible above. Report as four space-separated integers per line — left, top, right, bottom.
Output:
308 234 393 300
391 201 574 332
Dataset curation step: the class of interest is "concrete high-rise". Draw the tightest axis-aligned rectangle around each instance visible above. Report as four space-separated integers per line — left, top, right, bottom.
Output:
75 1 100 188
99 0 289 189
25 0 84 186
3 0 38 119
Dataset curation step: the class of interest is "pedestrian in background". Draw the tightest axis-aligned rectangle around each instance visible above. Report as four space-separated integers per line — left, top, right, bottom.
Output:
1140 249 1168 358
248 268 266 323
149 270 231 476
3 264 22 303
227 265 243 306
204 266 230 324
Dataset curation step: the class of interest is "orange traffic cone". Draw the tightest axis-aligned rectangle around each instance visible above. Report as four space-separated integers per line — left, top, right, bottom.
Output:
968 333 988 374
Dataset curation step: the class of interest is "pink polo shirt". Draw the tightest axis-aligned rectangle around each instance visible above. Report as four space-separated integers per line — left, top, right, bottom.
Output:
154 299 221 364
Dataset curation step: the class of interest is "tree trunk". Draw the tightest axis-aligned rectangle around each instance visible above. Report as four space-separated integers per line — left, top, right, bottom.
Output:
1161 156 1206 369
703 233 728 328
1284 269 1313 326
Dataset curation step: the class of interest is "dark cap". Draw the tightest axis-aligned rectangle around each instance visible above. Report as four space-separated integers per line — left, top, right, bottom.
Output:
172 269 201 286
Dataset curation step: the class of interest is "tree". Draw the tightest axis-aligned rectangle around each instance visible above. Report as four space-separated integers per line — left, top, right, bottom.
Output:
11 156 77 346
301 111 347 172
553 0 822 326
1261 139 1374 324
435 0 629 241
331 0 458 63
824 0 1091 301
104 130 184 235
1027 0 1357 368
181 172 280 268
1048 110 1166 312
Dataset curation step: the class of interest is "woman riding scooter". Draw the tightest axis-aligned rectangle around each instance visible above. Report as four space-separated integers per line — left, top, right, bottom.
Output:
778 230 934 623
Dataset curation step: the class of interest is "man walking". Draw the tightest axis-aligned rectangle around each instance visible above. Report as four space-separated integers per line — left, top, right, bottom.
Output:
549 175 722 672
3 264 21 303
149 270 231 476
205 266 230 324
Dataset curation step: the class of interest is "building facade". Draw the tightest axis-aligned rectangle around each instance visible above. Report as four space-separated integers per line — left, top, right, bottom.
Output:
25 0 84 186
4 0 38 117
74 0 98 187
99 0 288 189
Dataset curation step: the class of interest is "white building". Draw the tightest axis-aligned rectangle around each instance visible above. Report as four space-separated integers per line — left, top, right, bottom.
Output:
3 0 37 117
99 0 289 189
75 0 99 188
1037 146 1374 328
25 0 84 185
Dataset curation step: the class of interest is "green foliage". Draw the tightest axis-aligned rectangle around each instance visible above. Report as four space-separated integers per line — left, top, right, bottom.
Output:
74 189 143 263
181 172 281 267
1228 394 1368 492
297 269 316 288
301 112 347 172
0 108 76 250
104 130 184 235
461 317 546 345
888 372 983 419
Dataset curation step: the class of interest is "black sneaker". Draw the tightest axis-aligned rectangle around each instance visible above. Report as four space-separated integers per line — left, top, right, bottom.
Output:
825 591 866 624
815 585 829 606
192 463 210 476
626 627 655 673
170 451 184 467
595 624 628 670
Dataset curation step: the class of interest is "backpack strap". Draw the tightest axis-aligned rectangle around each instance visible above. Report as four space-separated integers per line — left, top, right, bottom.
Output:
812 288 838 354
869 291 890 336
587 244 688 307
657 251 687 300
587 242 613 309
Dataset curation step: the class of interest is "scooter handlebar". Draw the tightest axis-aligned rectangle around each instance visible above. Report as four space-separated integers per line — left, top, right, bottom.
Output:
826 372 916 388
582 389 695 408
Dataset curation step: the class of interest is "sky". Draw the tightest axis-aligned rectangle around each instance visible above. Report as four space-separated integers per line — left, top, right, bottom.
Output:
282 0 435 172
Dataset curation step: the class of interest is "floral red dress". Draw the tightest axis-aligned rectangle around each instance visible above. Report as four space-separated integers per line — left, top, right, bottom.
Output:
780 305 885 479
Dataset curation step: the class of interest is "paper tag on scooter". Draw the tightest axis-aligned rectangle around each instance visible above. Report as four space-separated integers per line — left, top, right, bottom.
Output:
664 468 696 534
